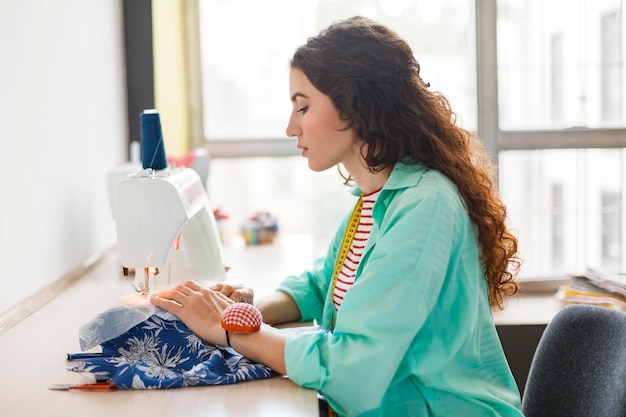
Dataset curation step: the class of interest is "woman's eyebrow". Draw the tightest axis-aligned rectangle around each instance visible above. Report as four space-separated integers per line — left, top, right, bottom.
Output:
290 92 308 102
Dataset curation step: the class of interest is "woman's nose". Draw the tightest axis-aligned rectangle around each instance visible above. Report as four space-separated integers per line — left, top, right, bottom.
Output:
285 114 301 138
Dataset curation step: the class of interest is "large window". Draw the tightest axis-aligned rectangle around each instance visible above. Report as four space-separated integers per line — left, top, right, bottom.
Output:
497 0 626 277
199 0 476 140
192 0 626 278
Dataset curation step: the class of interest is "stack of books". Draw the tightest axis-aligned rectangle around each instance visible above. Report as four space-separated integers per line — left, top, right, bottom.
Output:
557 270 626 311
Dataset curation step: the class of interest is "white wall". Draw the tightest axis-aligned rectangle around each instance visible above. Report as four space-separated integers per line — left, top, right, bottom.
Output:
0 0 128 313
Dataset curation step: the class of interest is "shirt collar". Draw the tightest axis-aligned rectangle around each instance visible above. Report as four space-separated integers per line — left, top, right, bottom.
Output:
350 162 428 196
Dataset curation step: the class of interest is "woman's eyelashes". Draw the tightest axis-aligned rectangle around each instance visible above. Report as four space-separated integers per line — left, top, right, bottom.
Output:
297 106 309 114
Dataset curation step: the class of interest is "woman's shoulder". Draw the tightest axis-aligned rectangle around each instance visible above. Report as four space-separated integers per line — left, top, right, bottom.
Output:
389 163 462 206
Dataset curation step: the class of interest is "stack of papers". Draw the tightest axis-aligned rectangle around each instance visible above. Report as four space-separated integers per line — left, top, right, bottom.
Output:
556 271 626 311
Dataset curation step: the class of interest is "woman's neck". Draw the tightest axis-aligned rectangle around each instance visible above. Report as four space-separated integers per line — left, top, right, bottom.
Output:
350 165 392 194
342 143 392 194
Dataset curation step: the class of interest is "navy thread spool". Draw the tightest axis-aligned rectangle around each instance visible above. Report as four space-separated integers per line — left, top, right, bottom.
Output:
140 109 168 170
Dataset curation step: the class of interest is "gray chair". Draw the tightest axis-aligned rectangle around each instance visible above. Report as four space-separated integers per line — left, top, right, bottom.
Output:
521 304 626 417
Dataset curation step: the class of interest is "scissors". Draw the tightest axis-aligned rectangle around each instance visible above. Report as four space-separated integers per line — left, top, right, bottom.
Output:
49 381 117 391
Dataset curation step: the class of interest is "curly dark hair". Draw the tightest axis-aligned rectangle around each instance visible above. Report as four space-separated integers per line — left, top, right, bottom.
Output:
290 16 521 308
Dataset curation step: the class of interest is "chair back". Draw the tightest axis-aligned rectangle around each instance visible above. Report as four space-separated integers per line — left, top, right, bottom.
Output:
521 304 626 417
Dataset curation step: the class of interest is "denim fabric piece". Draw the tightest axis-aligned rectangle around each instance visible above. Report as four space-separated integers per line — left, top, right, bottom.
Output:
70 314 277 389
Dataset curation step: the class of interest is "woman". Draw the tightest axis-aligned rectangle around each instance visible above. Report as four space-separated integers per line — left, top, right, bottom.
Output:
151 16 523 416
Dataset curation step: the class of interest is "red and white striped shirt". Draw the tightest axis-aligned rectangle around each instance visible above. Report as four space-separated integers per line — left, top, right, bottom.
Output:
333 188 382 311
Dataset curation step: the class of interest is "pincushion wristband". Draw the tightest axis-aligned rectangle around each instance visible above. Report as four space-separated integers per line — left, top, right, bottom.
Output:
221 303 263 348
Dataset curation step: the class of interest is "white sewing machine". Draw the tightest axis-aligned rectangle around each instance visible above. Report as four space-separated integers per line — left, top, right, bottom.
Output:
113 166 226 297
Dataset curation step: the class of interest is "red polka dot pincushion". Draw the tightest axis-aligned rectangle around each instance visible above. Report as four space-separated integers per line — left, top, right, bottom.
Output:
221 302 263 333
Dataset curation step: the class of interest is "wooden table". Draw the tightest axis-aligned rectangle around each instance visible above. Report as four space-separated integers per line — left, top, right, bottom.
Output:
0 247 318 417
0 233 568 413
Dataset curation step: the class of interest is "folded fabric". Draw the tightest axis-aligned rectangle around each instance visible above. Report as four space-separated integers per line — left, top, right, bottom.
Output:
70 298 277 389
78 294 174 351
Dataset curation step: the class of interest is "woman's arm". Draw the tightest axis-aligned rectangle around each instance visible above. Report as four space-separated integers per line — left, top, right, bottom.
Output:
149 281 299 375
256 291 302 325
227 326 288 374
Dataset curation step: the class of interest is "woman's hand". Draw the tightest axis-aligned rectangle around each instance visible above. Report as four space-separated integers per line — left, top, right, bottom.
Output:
149 280 232 346
210 282 254 305
151 281 291 375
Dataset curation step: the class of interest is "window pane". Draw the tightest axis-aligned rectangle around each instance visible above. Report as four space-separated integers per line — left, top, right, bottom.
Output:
199 0 476 140
497 0 624 130
499 149 625 278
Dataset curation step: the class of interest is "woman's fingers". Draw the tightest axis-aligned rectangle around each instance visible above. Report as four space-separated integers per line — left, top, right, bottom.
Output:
150 294 182 312
217 283 242 297
152 281 237 319
150 282 237 345
158 281 254 305
231 288 254 304
207 282 254 303
182 280 204 291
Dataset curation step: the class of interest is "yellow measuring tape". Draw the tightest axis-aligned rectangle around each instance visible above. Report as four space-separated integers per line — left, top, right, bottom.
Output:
327 197 363 417
330 196 363 330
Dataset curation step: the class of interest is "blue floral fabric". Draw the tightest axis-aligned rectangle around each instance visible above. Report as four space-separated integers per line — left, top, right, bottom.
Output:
69 314 277 389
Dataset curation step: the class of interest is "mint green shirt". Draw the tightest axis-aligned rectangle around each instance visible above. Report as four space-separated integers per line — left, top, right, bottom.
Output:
278 163 523 417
